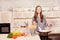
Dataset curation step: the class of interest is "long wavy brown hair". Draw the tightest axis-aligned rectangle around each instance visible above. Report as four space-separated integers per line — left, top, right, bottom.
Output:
33 6 44 23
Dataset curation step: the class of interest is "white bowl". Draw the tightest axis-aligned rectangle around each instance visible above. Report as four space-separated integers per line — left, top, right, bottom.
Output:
39 30 51 32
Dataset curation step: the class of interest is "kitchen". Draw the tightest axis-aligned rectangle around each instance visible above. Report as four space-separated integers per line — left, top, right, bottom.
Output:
0 0 60 40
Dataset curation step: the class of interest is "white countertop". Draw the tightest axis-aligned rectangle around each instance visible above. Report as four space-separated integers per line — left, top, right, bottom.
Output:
0 34 41 40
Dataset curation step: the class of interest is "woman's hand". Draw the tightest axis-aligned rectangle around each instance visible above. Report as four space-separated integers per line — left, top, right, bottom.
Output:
48 24 52 27
33 21 37 25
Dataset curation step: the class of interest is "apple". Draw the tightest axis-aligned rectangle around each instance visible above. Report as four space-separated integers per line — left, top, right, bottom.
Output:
21 33 25 36
12 35 17 39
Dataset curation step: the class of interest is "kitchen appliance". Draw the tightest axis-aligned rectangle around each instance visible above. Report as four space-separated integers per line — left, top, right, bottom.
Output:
0 23 10 34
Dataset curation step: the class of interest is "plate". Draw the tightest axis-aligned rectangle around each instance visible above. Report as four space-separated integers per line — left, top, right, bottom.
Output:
39 30 51 32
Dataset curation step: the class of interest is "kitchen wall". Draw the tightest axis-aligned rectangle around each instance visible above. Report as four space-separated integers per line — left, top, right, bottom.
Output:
0 0 60 33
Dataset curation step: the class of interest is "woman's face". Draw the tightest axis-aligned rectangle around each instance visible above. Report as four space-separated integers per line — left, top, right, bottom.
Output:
36 7 41 14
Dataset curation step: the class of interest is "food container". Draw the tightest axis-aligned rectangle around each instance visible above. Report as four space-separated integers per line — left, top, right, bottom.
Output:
38 30 51 36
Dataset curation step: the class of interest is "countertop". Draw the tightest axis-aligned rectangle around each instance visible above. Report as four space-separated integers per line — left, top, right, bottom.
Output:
0 34 41 40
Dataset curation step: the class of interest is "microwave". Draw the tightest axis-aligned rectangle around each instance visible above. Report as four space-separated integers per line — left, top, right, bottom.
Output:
0 23 10 34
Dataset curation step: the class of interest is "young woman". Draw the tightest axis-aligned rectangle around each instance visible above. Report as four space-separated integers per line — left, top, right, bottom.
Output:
24 5 52 40
32 5 48 40
32 5 47 31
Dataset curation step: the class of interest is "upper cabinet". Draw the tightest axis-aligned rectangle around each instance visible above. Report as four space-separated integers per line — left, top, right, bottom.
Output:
0 11 12 23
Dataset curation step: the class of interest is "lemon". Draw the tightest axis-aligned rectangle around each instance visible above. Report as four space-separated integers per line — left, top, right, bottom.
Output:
12 31 22 36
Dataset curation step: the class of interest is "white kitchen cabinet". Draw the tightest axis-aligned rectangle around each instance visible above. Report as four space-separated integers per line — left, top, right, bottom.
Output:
0 11 12 23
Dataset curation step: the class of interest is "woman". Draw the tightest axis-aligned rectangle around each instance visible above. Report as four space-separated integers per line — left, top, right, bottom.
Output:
32 5 47 31
32 5 48 40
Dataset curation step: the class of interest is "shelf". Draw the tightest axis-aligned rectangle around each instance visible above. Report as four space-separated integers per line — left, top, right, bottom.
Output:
13 17 60 20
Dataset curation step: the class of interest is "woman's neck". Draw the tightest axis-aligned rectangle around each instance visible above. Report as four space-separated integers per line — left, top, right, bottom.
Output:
38 13 40 16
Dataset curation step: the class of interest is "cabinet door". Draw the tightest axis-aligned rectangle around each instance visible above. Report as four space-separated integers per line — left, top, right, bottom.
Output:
0 11 12 23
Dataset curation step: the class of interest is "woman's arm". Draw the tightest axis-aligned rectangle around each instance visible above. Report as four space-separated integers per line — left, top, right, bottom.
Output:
32 17 37 25
44 16 53 27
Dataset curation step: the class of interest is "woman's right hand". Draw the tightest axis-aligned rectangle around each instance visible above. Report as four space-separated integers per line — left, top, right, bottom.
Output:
33 21 37 25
